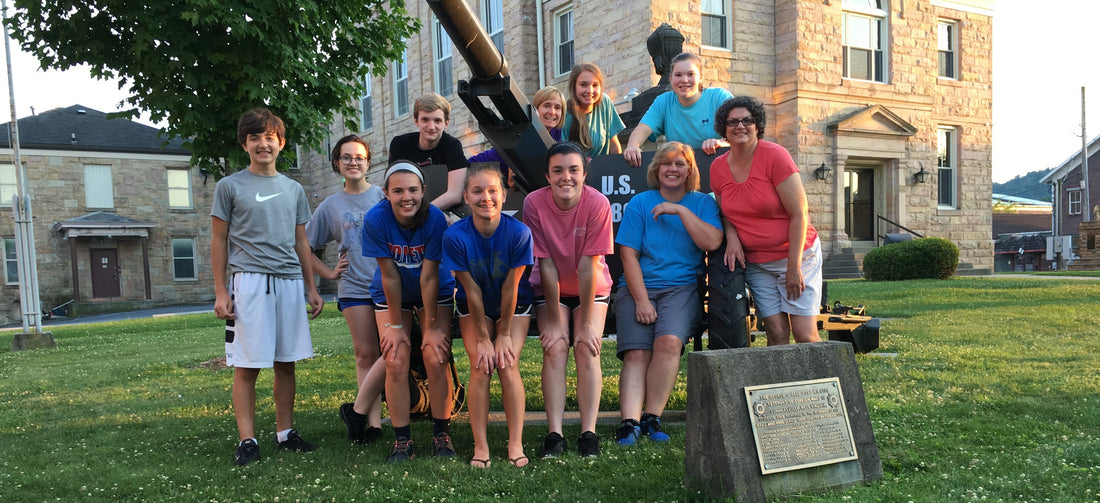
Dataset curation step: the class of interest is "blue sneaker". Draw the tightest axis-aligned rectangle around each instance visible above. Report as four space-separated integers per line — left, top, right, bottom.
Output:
642 416 670 443
616 420 641 446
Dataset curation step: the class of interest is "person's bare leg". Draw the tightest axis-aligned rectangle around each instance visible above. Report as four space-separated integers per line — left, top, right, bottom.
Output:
790 313 822 343
460 316 492 465
499 316 530 466
344 305 383 427
272 361 296 433
573 303 607 434
764 313 792 346
642 334 682 418
233 367 261 440
618 349 651 422
537 304 571 435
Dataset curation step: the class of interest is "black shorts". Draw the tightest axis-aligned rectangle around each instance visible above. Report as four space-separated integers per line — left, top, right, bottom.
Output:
455 302 533 321
375 296 454 312
534 295 610 310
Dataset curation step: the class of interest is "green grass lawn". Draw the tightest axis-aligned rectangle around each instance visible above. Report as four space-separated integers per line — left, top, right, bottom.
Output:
1 277 1098 502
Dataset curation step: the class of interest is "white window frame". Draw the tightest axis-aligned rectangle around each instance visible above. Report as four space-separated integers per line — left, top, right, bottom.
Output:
393 46 409 118
937 126 958 210
842 0 889 83
171 238 198 281
167 168 193 209
554 7 574 78
84 164 114 209
433 17 454 97
1068 189 1082 216
360 73 373 130
482 0 504 52
938 20 958 79
3 237 17 285
0 163 16 205
701 0 731 50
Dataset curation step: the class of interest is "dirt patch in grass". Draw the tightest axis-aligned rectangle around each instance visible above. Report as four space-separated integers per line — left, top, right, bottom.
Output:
191 356 227 371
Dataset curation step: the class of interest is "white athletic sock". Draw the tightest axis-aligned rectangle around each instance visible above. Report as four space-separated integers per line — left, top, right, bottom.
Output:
276 429 293 443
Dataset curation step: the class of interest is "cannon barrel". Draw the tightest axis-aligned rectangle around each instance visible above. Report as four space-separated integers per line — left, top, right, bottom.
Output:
425 0 554 194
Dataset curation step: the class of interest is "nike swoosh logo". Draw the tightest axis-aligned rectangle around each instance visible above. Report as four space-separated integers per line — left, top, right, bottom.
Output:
255 192 282 202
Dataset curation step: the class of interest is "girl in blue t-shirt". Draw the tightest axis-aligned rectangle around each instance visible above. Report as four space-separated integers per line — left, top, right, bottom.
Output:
442 164 534 468
342 162 457 464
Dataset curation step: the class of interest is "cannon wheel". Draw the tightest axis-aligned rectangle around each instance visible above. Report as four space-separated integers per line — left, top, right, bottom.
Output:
705 241 750 350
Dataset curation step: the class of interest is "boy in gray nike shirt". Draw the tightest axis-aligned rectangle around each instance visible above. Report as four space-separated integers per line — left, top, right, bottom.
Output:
211 107 324 466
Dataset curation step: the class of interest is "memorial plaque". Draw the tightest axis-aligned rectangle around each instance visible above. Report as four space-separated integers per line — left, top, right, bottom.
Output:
744 377 858 474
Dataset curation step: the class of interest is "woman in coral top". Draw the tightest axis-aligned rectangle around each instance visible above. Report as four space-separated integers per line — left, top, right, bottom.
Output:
709 96 822 346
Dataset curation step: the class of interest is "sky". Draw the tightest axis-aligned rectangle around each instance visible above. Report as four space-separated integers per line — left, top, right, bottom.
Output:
2 2 1096 184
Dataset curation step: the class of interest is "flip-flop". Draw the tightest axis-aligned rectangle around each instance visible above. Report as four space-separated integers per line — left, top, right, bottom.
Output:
508 455 529 468
470 458 491 468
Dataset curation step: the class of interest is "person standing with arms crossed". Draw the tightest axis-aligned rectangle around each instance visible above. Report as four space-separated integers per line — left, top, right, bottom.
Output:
211 108 324 466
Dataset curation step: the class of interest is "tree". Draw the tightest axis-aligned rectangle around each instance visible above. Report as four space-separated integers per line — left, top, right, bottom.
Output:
5 0 419 174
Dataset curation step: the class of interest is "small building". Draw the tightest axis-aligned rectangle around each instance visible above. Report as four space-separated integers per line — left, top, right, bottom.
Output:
0 105 209 324
1040 135 1100 269
991 194 1053 272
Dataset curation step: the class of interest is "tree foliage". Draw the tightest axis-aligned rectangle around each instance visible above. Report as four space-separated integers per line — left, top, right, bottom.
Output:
5 0 419 174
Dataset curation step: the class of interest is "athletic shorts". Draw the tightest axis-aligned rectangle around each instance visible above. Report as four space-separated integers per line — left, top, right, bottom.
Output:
337 298 374 312
533 295 611 310
614 282 700 359
225 272 314 368
375 296 454 313
745 239 823 318
455 302 533 321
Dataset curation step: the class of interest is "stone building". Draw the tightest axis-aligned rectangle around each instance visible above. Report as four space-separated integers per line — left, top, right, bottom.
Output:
1 105 206 324
293 0 995 276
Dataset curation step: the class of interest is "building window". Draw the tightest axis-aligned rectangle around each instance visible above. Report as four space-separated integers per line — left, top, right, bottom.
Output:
483 0 504 52
937 127 957 209
842 0 888 83
3 237 17 285
433 17 454 97
360 73 373 130
701 0 730 49
1068 189 1082 216
84 164 114 209
0 164 16 204
393 46 409 118
554 8 574 77
938 21 958 79
167 168 192 209
172 238 197 280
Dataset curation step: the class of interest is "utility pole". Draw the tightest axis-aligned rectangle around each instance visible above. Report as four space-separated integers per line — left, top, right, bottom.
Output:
3 0 54 350
1083 87 1092 222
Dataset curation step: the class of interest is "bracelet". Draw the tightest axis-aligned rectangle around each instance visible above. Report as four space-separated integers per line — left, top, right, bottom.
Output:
384 323 403 329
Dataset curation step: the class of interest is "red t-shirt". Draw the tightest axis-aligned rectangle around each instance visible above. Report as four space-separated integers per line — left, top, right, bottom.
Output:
709 140 818 263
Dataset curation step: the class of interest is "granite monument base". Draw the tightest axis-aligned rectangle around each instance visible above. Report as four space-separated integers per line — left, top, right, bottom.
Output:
684 341 881 502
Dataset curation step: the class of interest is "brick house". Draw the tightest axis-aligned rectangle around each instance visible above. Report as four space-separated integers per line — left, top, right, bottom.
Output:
292 0 995 276
1 105 208 324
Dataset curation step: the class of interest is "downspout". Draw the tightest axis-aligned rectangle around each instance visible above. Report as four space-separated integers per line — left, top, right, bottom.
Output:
536 0 546 88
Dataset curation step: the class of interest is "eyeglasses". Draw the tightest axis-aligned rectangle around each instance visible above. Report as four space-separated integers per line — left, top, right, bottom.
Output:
339 155 369 165
725 116 756 128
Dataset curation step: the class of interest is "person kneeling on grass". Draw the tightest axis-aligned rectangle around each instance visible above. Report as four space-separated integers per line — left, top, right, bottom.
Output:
443 164 534 468
339 162 457 463
613 142 722 446
523 142 614 458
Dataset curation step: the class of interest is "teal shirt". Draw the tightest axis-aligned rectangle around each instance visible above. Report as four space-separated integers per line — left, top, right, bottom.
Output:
561 94 626 157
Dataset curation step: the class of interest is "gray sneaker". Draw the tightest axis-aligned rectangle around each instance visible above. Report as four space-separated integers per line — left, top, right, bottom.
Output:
387 437 415 464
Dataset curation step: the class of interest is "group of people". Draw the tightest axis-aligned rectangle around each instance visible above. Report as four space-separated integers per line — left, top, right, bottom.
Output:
210 52 823 468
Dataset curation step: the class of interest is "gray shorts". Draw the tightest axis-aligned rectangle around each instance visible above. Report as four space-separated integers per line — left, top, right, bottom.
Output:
746 239 823 318
614 282 701 359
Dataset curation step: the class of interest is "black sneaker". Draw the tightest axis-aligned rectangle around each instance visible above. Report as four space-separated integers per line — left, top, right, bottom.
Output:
539 432 566 458
577 431 601 458
339 403 366 443
276 429 316 452
616 420 641 446
235 438 260 466
362 426 383 445
387 437 415 464
431 433 456 458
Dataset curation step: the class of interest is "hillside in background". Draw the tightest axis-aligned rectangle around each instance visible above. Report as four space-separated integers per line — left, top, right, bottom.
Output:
994 169 1053 201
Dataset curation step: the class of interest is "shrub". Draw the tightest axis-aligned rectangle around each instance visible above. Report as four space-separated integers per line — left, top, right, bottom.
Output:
862 237 959 281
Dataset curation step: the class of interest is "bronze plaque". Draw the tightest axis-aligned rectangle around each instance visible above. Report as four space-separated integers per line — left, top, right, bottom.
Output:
744 378 858 474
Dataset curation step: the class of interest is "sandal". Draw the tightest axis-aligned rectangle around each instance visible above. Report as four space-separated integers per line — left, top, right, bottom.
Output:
508 455 529 468
470 458 491 468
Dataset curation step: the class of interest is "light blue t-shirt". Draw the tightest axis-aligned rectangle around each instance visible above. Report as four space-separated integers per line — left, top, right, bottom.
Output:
305 186 385 299
561 94 626 157
640 87 733 148
614 190 722 290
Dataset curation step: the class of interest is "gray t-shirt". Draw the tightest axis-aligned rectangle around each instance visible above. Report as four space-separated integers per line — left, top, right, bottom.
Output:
211 169 311 278
305 186 385 299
